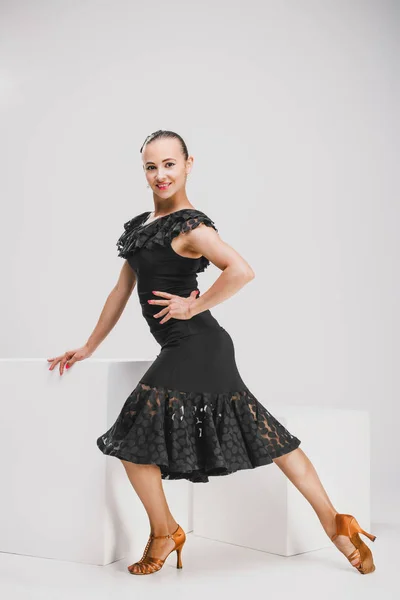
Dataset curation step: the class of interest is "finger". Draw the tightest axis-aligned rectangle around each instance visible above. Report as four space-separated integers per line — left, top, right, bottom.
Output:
48 356 62 363
60 350 75 374
66 356 77 368
152 291 173 298
154 307 169 318
60 357 68 375
148 299 169 305
159 314 172 324
48 357 61 370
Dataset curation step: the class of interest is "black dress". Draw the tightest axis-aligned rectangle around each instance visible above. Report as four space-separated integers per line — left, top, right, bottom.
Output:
96 208 301 483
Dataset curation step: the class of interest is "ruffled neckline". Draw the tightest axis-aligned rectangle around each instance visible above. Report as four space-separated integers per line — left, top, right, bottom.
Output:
138 208 190 229
116 208 218 273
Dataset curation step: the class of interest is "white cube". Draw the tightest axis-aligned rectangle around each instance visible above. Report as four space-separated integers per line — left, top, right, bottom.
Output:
193 406 371 556
0 359 192 565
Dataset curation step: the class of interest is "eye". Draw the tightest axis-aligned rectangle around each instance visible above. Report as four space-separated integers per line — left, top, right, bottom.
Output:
146 163 175 171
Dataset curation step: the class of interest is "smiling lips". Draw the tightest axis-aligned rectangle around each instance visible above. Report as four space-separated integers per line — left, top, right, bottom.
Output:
157 183 170 189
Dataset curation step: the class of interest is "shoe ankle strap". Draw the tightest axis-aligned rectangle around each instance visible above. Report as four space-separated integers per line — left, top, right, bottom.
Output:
150 524 180 540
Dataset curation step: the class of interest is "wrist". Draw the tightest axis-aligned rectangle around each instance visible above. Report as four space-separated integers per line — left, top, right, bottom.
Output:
85 340 97 354
189 298 201 318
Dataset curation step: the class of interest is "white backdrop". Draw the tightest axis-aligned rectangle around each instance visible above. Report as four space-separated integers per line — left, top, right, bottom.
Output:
1 0 398 523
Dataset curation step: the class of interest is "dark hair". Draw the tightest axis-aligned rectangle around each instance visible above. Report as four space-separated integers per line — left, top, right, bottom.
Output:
140 130 189 161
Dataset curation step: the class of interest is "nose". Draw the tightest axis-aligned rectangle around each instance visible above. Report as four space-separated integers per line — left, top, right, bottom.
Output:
155 167 168 179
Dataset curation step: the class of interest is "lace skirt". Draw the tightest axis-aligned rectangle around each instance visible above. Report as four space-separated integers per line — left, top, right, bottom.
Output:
96 326 301 483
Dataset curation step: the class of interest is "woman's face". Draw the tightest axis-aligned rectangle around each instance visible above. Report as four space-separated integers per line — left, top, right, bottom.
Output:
142 137 192 197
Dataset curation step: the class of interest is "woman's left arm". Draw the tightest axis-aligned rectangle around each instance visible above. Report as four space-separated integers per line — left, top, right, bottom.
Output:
185 223 255 317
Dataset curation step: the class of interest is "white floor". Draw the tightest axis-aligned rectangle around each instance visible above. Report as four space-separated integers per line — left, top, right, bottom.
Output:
0 523 396 600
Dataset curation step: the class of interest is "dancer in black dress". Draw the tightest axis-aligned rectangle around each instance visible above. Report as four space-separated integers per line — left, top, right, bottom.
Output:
97 204 302 478
48 130 376 576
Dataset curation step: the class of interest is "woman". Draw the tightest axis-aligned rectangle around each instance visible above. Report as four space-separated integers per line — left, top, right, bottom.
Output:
48 130 376 576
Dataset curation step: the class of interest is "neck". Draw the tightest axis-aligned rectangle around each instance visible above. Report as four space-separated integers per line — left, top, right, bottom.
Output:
151 190 193 216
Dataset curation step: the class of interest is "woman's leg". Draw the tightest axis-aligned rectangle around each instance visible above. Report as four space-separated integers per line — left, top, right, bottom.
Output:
273 447 361 566
120 460 179 569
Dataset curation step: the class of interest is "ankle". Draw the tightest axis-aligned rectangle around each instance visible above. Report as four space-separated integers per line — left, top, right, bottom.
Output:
168 518 179 532
150 518 178 537
320 510 338 537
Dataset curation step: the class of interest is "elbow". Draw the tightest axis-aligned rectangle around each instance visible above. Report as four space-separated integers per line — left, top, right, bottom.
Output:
246 269 255 281
225 263 255 281
241 264 255 281
236 266 255 282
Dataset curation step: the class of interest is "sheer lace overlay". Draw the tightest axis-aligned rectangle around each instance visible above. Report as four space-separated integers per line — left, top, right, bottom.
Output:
96 382 301 483
116 208 218 273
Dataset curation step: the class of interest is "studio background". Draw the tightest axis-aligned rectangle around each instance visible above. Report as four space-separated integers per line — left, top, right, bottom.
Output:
0 0 398 523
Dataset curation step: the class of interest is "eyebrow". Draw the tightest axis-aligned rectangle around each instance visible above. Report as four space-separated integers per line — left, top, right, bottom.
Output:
145 157 177 165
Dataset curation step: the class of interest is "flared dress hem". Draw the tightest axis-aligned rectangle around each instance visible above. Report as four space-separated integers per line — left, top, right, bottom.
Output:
97 441 301 483
96 379 302 484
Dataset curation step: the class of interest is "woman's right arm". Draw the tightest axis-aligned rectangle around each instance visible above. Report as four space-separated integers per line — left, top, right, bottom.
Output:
85 260 137 352
47 260 136 375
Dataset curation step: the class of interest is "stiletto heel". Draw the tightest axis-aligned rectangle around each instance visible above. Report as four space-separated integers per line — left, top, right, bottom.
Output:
128 523 186 575
331 513 377 574
359 528 377 542
176 544 183 568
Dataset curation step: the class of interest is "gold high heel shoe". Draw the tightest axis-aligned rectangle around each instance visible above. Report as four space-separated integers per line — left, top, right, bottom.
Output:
128 523 186 575
331 513 377 574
